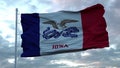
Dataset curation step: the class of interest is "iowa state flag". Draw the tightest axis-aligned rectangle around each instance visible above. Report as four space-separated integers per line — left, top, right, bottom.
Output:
21 4 109 57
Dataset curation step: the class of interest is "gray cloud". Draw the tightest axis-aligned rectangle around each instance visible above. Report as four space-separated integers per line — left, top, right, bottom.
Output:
0 36 15 68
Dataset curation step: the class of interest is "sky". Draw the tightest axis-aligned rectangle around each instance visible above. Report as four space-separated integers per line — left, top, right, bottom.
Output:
0 0 120 68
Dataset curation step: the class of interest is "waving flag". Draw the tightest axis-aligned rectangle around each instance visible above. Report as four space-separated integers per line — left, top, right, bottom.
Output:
21 4 109 57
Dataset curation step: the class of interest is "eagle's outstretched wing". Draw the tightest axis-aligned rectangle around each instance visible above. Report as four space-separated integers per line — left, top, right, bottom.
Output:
60 19 78 28
43 20 58 29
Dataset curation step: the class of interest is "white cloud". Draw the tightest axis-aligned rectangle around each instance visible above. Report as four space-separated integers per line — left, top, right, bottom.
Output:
81 52 91 57
51 59 86 67
7 58 14 64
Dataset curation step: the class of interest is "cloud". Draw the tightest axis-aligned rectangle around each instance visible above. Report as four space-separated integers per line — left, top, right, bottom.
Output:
47 0 116 12
0 36 15 68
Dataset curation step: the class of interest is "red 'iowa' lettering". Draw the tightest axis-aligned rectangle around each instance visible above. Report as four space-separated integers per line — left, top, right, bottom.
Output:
52 44 68 49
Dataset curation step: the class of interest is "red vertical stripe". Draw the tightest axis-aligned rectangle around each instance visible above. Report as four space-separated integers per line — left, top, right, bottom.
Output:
81 4 109 50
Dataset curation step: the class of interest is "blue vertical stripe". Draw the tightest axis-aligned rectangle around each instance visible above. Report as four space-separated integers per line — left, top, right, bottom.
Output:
21 13 40 57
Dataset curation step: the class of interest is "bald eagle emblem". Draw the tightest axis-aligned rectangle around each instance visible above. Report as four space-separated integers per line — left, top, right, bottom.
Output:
41 17 79 39
43 19 78 29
